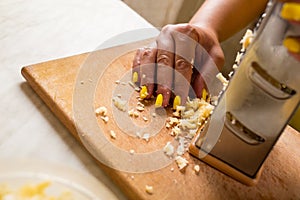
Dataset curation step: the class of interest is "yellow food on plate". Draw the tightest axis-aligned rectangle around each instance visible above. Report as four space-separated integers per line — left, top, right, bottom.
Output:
0 181 73 200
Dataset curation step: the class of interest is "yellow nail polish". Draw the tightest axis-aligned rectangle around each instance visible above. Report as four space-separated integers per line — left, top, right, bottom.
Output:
280 3 300 21
202 88 207 101
173 95 181 110
155 94 163 108
283 38 300 53
140 86 148 99
132 72 138 83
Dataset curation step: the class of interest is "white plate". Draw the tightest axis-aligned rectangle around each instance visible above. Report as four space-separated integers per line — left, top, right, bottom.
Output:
0 158 118 200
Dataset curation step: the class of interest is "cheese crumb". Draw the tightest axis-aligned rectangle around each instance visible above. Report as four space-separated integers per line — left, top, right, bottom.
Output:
95 106 107 116
176 138 185 156
129 149 135 154
133 111 140 117
136 106 145 112
163 142 174 156
240 29 254 51
128 109 135 117
101 116 109 123
175 156 189 170
112 97 126 111
137 101 145 107
194 165 200 174
136 131 143 138
142 133 150 142
216 73 229 86
235 52 243 65
145 185 153 194
110 130 116 139
171 126 181 137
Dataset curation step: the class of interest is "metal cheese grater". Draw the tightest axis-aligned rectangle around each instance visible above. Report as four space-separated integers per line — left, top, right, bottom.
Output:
189 1 300 185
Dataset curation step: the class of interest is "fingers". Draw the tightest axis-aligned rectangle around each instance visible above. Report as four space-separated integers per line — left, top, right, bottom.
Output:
190 70 206 100
280 1 300 61
172 25 199 106
156 26 175 107
155 51 174 107
132 24 225 109
283 37 300 53
280 1 300 22
132 48 142 85
192 31 224 99
283 37 300 60
132 47 157 99
156 24 199 108
140 47 157 99
192 49 224 100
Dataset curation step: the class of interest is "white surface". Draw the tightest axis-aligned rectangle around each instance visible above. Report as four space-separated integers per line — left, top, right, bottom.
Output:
0 0 157 199
0 158 119 199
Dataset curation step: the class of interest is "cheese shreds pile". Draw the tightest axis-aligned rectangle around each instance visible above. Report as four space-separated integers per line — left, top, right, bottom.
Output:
96 77 215 174
163 28 254 172
0 181 73 200
163 97 214 171
168 98 214 139
233 29 254 71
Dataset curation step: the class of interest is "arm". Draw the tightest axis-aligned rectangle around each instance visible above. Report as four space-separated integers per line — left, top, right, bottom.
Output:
133 0 282 108
190 0 269 42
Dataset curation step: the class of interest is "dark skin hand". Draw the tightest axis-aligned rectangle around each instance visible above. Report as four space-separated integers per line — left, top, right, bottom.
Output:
132 0 299 108
132 24 224 107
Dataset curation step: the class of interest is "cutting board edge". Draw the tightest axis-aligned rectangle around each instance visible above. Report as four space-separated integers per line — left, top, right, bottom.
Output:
20 49 158 200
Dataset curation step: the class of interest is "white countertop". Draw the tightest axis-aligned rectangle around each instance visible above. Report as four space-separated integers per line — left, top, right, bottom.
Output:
0 0 158 198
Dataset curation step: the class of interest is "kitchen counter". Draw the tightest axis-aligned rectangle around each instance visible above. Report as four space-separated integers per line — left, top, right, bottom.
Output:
0 0 157 198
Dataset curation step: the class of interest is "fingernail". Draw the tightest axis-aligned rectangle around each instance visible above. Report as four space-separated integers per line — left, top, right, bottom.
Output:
283 38 300 53
132 72 138 83
140 86 148 99
280 3 300 21
173 95 181 110
155 94 163 108
202 88 207 101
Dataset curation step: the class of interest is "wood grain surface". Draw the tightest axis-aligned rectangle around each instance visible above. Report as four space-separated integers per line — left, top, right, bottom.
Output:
21 39 300 200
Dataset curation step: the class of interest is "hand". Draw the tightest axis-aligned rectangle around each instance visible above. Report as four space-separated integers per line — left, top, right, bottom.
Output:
132 24 224 108
280 0 300 61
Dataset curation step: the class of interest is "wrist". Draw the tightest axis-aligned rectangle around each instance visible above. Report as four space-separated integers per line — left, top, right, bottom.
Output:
188 23 220 49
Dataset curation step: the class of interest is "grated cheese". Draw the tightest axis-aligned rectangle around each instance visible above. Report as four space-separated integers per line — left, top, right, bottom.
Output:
194 165 200 174
142 133 150 142
112 96 126 112
95 106 107 116
136 106 145 112
110 130 116 139
163 142 175 156
145 185 153 195
101 116 109 123
175 156 189 170
129 149 135 155
216 73 229 86
240 29 254 51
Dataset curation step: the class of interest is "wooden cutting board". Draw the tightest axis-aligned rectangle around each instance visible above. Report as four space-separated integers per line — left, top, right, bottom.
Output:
21 39 300 200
